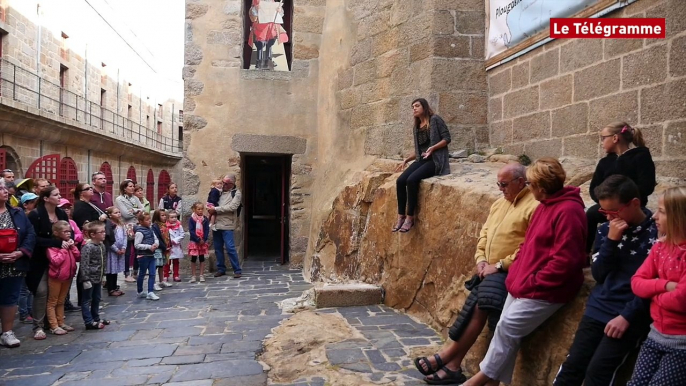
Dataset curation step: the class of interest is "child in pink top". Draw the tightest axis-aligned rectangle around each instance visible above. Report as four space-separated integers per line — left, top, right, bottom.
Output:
46 221 80 335
629 187 686 386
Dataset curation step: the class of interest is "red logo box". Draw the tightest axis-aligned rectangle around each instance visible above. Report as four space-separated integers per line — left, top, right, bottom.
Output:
550 18 665 39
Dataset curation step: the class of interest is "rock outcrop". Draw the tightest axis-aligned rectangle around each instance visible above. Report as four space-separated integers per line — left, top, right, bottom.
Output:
307 157 682 384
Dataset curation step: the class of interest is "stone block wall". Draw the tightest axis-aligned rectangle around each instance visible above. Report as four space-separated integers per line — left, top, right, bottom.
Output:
488 0 686 178
338 0 488 158
0 2 181 139
183 0 328 266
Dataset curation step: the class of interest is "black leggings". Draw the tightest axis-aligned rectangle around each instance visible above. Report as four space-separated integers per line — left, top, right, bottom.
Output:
191 255 205 263
586 204 606 253
396 160 436 216
105 273 118 292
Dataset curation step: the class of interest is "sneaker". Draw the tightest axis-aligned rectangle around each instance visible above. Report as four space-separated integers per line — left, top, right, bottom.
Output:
162 281 173 288
0 331 20 348
20 315 34 324
199 275 205 282
64 303 80 313
146 292 160 301
189 276 196 283
154 283 163 291
137 291 148 298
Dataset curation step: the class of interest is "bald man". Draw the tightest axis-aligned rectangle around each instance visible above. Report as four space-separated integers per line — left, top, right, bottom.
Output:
207 174 242 278
415 163 540 384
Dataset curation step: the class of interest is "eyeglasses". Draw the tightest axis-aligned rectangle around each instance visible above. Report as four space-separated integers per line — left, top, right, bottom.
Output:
598 204 628 217
84 187 94 191
600 134 615 141
496 178 521 188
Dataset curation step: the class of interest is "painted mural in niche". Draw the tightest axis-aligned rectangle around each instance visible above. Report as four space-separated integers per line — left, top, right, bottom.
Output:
247 0 290 71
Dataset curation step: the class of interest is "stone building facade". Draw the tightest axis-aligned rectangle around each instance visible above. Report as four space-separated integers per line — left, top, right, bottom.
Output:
488 0 686 178
0 0 182 203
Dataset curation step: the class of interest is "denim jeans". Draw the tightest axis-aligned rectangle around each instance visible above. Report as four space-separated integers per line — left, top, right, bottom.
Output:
213 230 241 274
80 283 102 325
18 280 33 318
137 256 156 294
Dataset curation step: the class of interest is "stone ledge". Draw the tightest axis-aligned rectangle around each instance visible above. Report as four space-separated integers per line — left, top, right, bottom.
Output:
231 134 307 155
314 283 383 308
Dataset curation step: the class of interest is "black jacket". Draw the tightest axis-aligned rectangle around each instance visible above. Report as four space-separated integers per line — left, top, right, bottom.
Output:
26 206 71 293
72 200 102 230
449 272 508 341
589 147 656 206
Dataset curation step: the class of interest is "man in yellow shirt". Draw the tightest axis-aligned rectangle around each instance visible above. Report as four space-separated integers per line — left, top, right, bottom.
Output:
415 163 539 384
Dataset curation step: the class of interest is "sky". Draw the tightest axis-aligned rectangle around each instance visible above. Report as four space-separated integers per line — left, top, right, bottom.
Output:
104 0 186 97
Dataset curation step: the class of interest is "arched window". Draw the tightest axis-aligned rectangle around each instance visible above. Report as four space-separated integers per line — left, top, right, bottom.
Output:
126 166 137 184
25 154 60 183
158 170 171 203
58 157 79 203
99 162 114 196
0 146 22 178
146 169 155 209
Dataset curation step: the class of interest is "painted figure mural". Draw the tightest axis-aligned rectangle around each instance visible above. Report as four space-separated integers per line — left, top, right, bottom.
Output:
248 0 289 70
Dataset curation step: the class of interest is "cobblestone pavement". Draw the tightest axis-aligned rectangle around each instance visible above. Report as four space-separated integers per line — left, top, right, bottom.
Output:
0 261 442 386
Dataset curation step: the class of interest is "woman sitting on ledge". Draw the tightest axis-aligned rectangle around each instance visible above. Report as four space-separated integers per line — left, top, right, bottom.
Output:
393 98 451 233
462 158 588 386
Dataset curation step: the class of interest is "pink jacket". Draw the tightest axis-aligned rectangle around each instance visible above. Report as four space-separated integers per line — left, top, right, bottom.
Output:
631 241 686 335
69 219 84 246
47 245 80 281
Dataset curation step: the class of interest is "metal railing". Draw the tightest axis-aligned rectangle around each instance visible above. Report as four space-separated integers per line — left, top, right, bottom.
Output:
0 59 183 154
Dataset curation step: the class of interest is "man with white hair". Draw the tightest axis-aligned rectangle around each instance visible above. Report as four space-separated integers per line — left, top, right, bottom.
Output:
207 174 243 278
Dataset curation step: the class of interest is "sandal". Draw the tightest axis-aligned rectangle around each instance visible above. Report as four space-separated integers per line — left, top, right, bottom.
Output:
50 327 67 335
414 353 443 376
98 319 111 325
392 216 406 232
85 321 105 330
33 328 47 340
108 290 123 296
398 218 414 233
424 366 467 385
60 324 75 332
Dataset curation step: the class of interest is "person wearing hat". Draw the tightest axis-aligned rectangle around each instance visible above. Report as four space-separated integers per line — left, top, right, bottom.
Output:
20 193 39 214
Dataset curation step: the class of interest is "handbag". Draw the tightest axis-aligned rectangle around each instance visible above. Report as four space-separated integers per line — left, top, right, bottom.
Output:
125 223 135 241
0 228 18 253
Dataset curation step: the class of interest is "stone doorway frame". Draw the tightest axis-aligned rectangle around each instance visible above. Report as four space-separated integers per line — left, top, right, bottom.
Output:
231 133 306 264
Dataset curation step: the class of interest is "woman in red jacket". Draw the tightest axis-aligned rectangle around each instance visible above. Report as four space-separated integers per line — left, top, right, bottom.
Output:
628 187 686 386
461 158 587 386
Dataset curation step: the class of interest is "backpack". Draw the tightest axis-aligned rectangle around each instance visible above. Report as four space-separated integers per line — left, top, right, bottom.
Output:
231 190 243 217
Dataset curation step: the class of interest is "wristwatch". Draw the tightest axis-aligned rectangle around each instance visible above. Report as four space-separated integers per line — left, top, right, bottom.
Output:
495 261 504 272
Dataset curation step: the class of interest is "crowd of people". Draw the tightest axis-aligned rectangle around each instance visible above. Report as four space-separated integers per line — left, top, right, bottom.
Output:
397 99 684 385
0 171 243 347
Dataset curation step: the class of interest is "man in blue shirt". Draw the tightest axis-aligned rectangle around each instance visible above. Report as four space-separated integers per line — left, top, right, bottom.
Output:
554 175 657 386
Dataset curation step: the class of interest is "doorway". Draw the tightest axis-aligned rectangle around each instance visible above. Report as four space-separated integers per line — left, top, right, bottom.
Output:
242 155 291 264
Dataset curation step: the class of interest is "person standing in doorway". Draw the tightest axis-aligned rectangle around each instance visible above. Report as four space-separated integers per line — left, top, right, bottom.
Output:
207 174 242 278
90 172 113 213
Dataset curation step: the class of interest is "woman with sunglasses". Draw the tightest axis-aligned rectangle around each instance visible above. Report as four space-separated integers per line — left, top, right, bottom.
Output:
73 183 107 231
587 122 655 254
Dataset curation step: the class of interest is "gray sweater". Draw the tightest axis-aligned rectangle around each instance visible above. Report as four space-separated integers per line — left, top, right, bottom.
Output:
115 195 144 225
413 114 452 176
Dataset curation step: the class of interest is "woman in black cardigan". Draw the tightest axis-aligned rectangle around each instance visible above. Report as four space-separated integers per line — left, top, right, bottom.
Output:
27 186 72 340
72 182 106 230
586 121 656 253
393 98 451 233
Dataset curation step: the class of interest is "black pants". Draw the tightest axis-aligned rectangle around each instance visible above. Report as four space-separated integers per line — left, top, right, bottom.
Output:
396 160 435 216
554 315 649 386
105 273 118 292
587 204 606 253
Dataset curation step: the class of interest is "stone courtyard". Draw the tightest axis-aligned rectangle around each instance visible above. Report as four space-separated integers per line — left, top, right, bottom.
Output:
0 260 443 386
